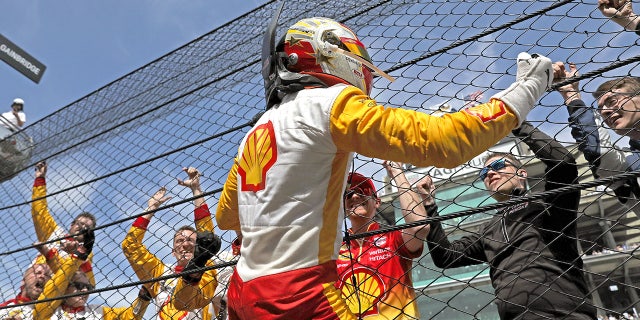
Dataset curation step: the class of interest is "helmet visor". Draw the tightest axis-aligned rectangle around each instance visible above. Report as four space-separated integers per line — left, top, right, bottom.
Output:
342 38 372 63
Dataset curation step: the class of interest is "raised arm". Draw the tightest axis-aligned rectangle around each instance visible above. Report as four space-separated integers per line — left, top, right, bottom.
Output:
31 161 97 284
121 187 171 299
552 61 621 173
421 175 488 269
383 161 429 253
177 167 205 209
513 121 577 184
512 121 578 203
31 161 60 242
177 167 214 232
331 53 552 169
599 0 640 32
511 121 582 237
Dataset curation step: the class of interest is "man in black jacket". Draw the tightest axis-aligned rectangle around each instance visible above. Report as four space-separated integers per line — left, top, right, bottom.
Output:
424 121 597 319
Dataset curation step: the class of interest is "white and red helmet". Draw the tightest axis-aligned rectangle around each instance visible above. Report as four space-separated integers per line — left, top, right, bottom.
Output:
282 17 375 95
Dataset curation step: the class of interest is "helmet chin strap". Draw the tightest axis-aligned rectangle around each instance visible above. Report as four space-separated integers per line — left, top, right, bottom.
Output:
323 42 396 83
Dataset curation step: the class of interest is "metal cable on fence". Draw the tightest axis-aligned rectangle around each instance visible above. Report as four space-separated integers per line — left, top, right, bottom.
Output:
385 0 577 74
0 116 257 212
348 168 640 240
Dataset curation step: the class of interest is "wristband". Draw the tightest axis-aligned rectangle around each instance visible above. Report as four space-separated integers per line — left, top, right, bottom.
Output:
45 248 58 260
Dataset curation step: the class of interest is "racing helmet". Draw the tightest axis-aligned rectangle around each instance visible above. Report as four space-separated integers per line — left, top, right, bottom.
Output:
282 17 374 95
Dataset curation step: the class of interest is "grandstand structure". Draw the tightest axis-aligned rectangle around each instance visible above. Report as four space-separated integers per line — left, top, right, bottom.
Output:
0 0 639 319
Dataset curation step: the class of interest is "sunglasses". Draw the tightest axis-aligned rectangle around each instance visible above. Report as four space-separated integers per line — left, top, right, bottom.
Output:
597 92 639 111
69 281 94 291
344 187 373 200
478 158 514 181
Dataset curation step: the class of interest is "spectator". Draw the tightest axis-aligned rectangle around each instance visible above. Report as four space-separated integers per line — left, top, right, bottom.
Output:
598 0 640 33
1 98 26 130
30 229 151 320
31 161 97 286
424 121 596 319
172 232 240 320
0 98 27 159
334 161 429 319
553 62 640 219
0 263 52 319
122 167 220 319
208 15 552 319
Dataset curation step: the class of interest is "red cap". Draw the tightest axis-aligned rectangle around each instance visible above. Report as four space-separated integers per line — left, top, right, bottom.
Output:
346 172 377 198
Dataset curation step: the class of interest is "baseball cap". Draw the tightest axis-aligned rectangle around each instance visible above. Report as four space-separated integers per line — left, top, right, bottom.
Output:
346 172 377 198
12 98 24 105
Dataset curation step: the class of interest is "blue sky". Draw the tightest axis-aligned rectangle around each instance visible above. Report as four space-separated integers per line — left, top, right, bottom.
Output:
0 1 268 125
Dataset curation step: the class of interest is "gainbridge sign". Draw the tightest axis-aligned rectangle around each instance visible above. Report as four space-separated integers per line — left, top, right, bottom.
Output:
0 33 46 84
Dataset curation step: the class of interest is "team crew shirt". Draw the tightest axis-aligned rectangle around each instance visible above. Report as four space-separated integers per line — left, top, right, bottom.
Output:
336 222 422 319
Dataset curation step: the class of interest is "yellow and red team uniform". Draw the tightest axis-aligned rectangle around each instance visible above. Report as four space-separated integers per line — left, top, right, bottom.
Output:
208 83 518 319
121 203 218 320
336 222 421 319
0 256 149 320
0 294 34 319
33 256 149 320
31 176 95 285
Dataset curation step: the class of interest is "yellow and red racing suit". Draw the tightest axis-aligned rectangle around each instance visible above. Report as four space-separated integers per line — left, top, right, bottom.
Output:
32 255 150 320
121 203 218 320
31 176 96 286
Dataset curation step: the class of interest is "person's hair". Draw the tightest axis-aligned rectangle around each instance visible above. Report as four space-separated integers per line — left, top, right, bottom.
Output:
73 212 97 229
174 225 196 240
593 77 640 100
23 263 51 280
483 152 522 168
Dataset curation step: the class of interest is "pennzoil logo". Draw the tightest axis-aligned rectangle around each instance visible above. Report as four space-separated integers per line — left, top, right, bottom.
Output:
338 266 386 317
463 100 507 122
238 121 278 192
